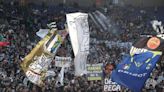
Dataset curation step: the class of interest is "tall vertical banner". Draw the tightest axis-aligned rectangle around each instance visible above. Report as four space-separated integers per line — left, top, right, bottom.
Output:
66 12 89 76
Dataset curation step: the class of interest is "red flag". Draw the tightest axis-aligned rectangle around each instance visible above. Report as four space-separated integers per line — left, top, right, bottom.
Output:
0 42 10 46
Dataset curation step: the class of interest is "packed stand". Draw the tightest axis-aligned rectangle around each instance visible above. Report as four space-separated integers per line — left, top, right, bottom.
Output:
0 1 164 92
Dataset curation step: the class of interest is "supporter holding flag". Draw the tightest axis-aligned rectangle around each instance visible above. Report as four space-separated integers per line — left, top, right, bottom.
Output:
111 20 164 92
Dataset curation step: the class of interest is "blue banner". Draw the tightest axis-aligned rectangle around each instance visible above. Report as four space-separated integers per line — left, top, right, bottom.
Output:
111 51 162 92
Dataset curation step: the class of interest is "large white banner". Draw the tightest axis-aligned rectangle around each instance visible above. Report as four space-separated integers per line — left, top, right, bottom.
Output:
66 12 89 56
66 12 90 76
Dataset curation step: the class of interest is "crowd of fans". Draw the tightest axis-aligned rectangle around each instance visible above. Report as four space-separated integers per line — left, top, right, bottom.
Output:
0 1 164 92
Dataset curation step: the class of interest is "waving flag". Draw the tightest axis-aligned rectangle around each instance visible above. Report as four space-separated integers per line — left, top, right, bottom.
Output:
21 29 68 86
0 42 10 46
111 36 164 92
21 31 53 86
0 35 9 46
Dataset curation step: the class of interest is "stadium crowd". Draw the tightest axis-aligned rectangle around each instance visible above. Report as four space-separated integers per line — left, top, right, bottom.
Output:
0 1 164 92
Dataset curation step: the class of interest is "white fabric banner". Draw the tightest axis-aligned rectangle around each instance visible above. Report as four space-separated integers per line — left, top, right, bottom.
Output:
55 56 72 67
66 12 90 76
58 65 65 86
55 62 69 86
45 70 56 77
74 52 88 76
26 69 56 86
66 12 89 56
36 29 49 38
26 70 43 86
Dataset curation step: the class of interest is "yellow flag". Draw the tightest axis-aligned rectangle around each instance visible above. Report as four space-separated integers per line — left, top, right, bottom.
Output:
20 29 68 86
20 32 53 72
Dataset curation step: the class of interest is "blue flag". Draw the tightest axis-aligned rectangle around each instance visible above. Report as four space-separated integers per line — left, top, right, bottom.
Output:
111 50 162 92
